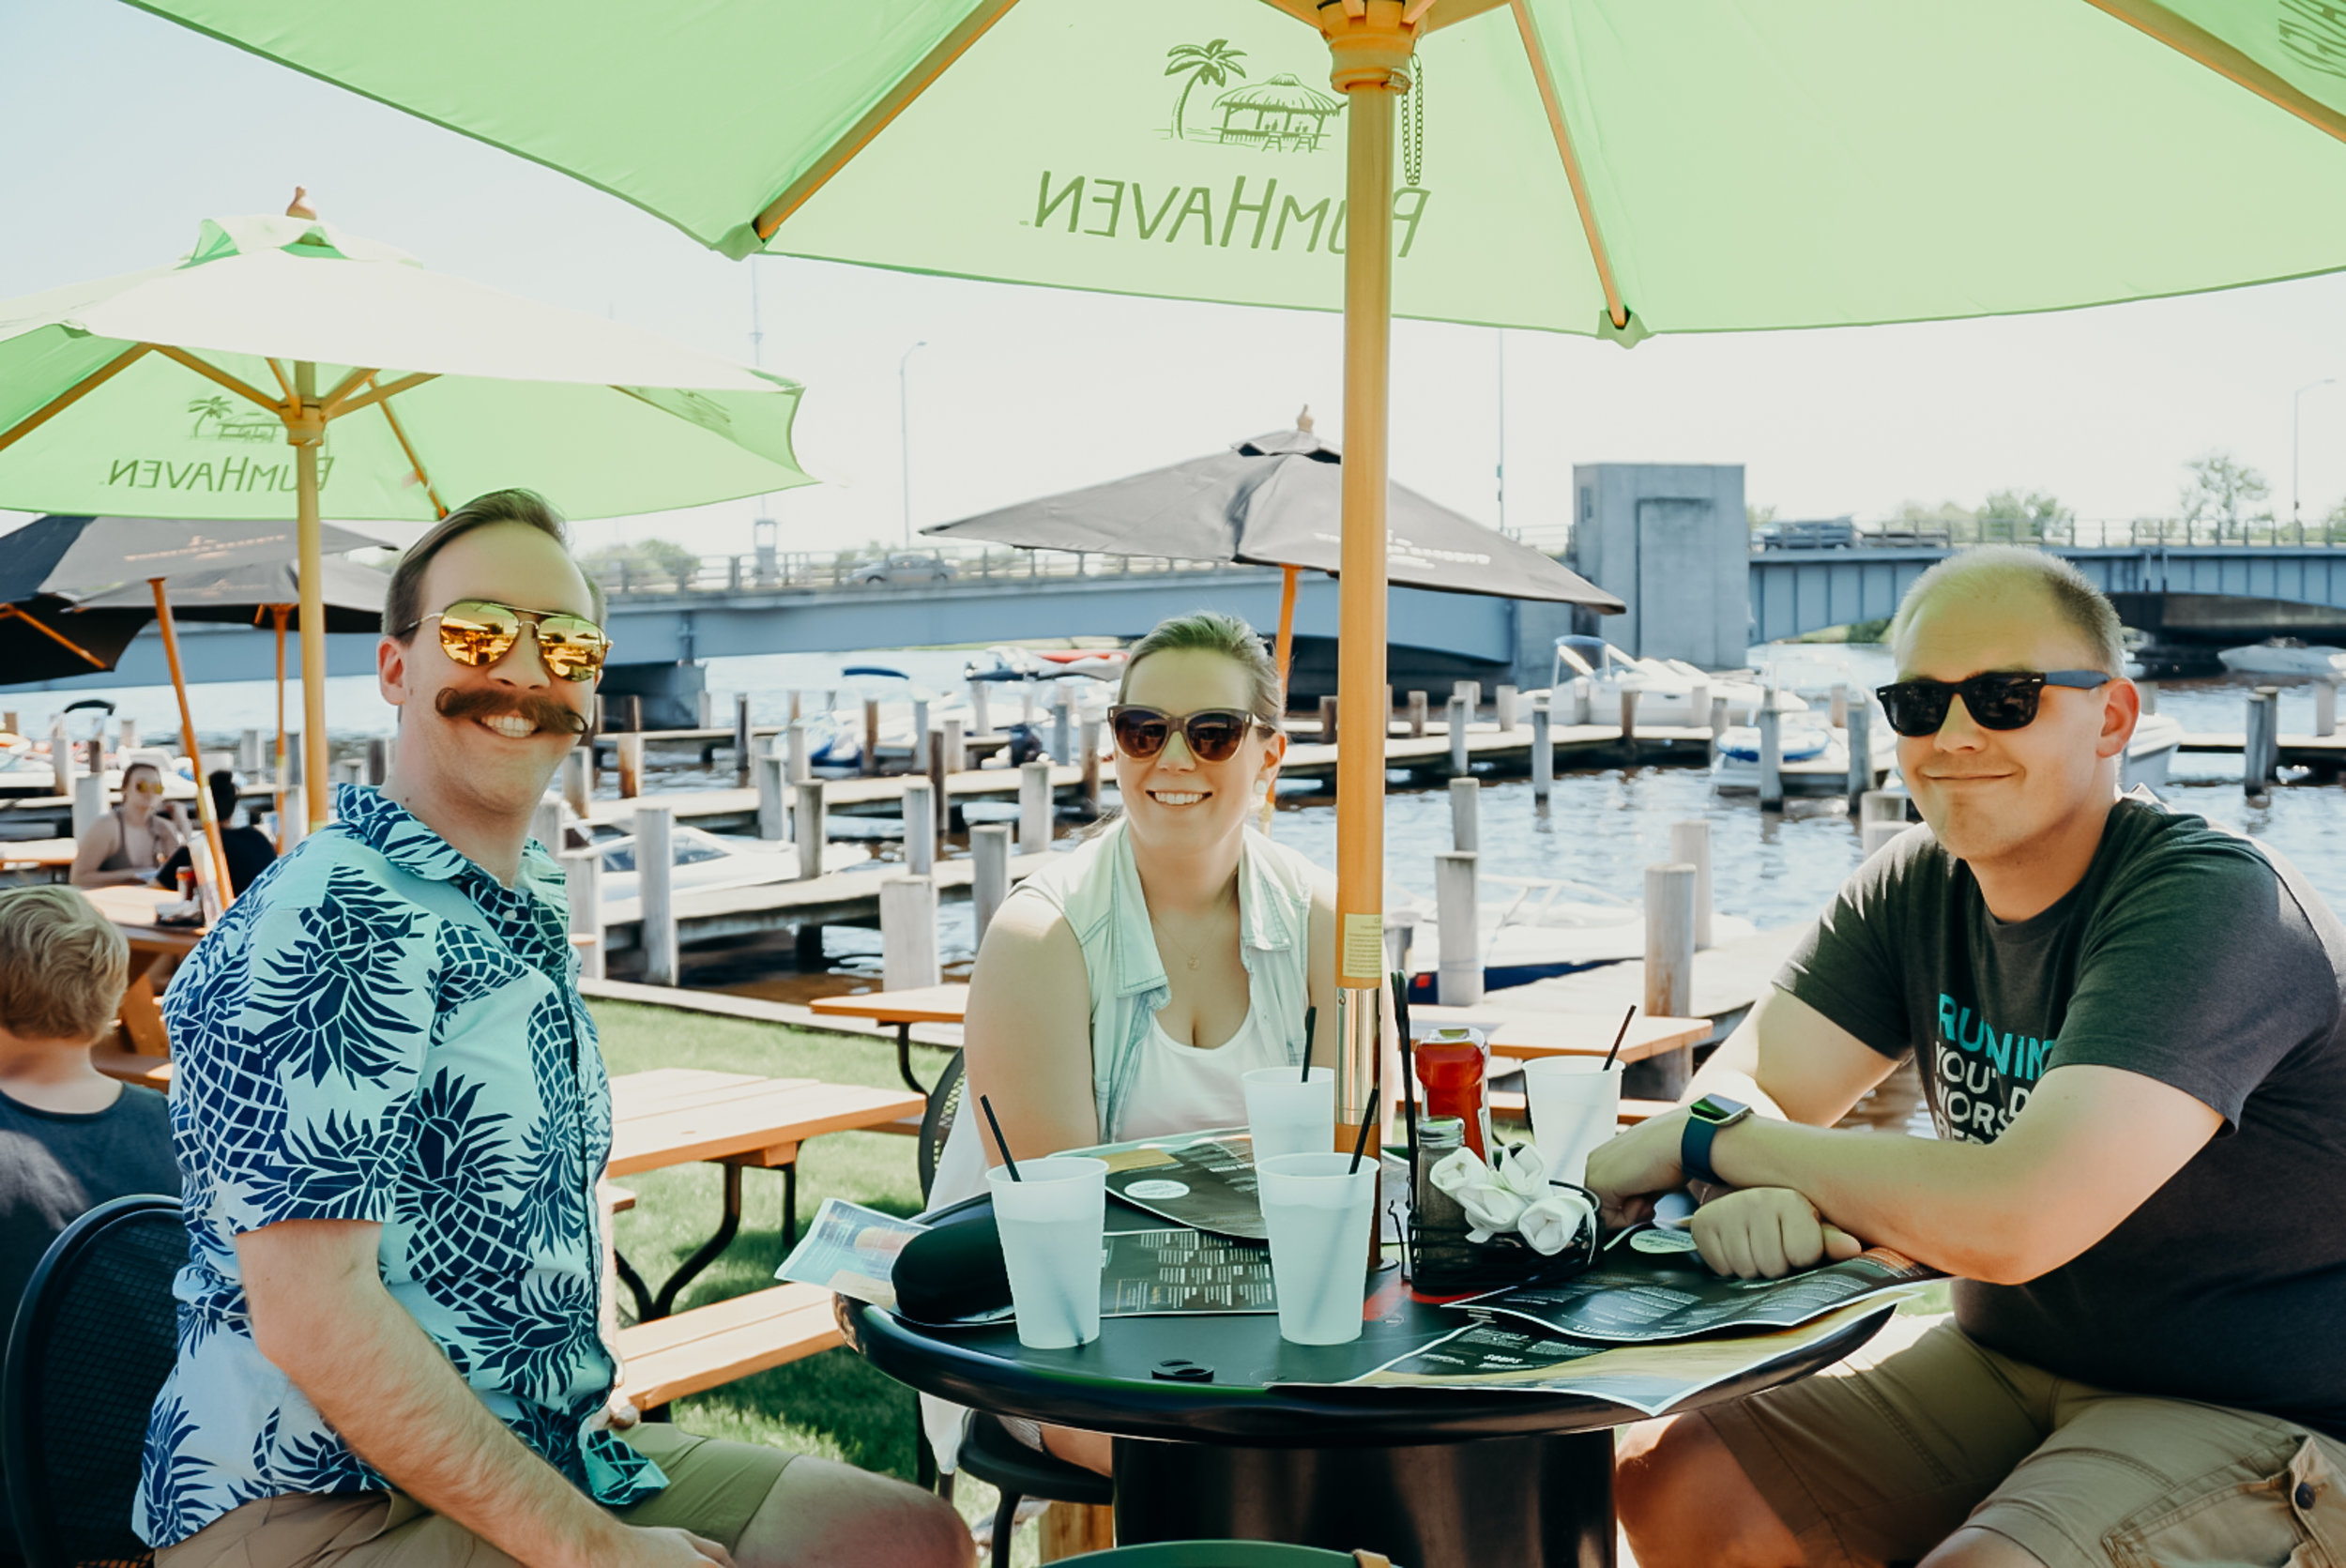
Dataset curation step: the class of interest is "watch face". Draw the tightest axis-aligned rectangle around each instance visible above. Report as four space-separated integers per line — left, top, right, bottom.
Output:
1692 1095 1748 1125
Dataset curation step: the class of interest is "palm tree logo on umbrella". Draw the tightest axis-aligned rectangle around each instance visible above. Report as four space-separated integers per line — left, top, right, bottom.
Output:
1165 39 1246 140
186 394 277 442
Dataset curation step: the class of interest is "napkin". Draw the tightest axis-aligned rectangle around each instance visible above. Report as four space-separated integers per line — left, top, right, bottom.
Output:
1429 1142 1555 1244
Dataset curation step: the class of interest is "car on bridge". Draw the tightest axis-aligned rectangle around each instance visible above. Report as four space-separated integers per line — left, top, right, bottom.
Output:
1754 517 1857 549
847 551 956 585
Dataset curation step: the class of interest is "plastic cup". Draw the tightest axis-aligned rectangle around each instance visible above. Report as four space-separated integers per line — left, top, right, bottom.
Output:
986 1157 1107 1349
1243 1066 1335 1164
1257 1151 1379 1345
1523 1058 1625 1187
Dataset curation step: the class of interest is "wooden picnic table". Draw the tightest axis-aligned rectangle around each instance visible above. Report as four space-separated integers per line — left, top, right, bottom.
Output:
0 837 75 879
806 982 971 1094
607 1067 922 1320
82 883 205 1062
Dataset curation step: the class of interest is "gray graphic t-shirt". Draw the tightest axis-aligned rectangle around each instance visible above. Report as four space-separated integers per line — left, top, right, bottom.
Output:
1781 797 2346 1435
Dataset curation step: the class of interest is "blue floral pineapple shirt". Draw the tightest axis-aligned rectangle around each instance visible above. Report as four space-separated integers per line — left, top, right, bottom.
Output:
135 784 663 1547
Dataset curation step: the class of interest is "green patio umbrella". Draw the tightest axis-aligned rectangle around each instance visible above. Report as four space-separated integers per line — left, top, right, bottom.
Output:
127 0 2346 1119
0 205 815 829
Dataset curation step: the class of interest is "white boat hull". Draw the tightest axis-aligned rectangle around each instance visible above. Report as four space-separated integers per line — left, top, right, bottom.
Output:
2217 643 2346 677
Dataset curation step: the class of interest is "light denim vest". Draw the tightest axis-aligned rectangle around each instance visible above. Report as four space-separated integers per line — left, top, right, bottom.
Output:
1013 816 1318 1141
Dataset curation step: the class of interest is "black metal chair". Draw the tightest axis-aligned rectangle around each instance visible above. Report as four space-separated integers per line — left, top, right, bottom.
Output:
3 1195 185 1568
914 1050 1112 1563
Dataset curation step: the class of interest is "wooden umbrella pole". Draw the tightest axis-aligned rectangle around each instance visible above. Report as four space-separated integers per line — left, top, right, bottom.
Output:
150 578 234 906
1320 2 1415 1150
1274 563 1301 695
272 604 289 849
291 364 330 829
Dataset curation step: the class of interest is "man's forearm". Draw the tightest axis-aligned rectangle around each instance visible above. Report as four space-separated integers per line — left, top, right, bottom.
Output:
268 1284 623 1568
1708 1116 2036 1281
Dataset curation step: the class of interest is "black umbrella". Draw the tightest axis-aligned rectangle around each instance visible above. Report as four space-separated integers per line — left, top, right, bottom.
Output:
0 594 152 686
923 417 1623 681
73 556 387 632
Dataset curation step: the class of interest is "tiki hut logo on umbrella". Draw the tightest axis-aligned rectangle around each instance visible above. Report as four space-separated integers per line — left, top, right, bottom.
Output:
1165 41 1341 153
187 395 279 443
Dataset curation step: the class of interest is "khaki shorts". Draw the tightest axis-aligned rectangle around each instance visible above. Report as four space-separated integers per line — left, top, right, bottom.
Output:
155 1423 796 1568
1700 1314 2346 1568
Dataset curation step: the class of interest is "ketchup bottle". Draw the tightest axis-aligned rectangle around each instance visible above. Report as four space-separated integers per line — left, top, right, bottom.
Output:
1413 1027 1493 1159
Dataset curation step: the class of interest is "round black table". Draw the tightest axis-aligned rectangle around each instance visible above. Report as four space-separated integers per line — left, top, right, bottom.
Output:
841 1200 1890 1567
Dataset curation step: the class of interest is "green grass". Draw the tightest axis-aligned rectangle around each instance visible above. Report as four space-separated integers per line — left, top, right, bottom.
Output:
589 1000 1041 1561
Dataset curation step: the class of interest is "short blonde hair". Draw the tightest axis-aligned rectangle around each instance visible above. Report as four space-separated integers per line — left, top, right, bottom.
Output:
1889 546 2126 675
0 886 129 1043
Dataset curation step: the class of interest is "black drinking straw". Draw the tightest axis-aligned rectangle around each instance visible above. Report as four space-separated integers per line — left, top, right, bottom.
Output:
1346 1086 1379 1175
1390 971 1419 1156
979 1094 1021 1181
1301 1005 1318 1082
1602 1004 1638 1073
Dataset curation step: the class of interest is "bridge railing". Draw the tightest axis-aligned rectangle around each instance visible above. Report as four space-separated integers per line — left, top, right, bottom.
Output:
1746 517 2346 552
588 543 1274 598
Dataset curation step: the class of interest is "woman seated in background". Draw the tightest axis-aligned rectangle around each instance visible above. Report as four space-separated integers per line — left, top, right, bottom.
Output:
69 760 182 889
927 609 1335 1475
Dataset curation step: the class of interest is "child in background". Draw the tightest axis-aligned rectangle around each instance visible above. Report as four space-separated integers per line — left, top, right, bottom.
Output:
0 884 180 1566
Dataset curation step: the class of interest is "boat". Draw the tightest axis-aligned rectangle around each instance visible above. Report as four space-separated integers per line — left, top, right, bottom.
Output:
2123 712 2185 791
1397 874 1758 996
1545 635 1794 726
2217 639 2346 677
1711 709 1898 797
587 820 871 906
803 665 968 770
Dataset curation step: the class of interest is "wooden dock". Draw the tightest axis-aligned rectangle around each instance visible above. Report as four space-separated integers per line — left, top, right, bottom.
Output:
1477 923 1809 1030
598 847 1062 952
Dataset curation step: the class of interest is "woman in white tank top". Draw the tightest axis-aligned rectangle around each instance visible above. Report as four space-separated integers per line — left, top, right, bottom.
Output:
932 611 1335 1475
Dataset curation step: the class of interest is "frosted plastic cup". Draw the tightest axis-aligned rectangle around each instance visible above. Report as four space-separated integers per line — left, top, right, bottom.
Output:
985 1157 1107 1349
1257 1151 1379 1345
1242 1066 1336 1164
1523 1058 1625 1187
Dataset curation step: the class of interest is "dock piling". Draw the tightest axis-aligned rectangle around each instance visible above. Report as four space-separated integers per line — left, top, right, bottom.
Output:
1408 692 1428 738
561 846 603 981
1052 685 1074 766
1830 684 1849 728
1668 820 1714 949
617 734 644 799
1496 685 1518 732
625 695 643 734
1860 789 1906 826
755 748 786 841
71 773 103 841
1435 850 1482 1006
530 792 564 855
335 759 366 789
1846 698 1874 810
1319 695 1339 745
1644 862 1699 1094
1619 690 1639 753
903 780 937 875
942 716 967 774
733 693 753 785
280 786 307 851
926 729 950 835
880 876 941 991
1449 776 1480 853
1019 759 1053 854
367 738 389 786
1709 693 1729 742
1757 701 1784 813
1080 718 1103 814
785 720 810 786
2138 680 2158 716
1455 680 1483 716
972 824 1011 944
861 699 881 778
1530 696 1553 803
238 728 263 777
1573 678 1592 726
1862 820 1908 860
0 712 13 740
2321 679 2338 739
2247 688 2279 798
1447 695 1470 777
46 717 67 798
968 680 993 738
563 750 591 821
637 803 678 986
792 782 827 878
912 699 930 772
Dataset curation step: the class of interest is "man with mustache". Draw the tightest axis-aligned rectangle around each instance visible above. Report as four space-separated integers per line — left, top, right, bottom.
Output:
138 492 969 1568
1592 548 2346 1568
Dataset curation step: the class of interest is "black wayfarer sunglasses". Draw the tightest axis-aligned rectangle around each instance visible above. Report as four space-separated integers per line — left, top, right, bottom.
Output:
1107 705 1266 762
1874 669 2113 738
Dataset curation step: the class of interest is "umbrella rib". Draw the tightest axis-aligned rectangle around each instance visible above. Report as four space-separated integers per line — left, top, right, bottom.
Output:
2078 0 2346 147
321 366 378 410
753 0 1027 242
1508 0 1630 331
325 372 436 420
154 345 286 415
264 358 297 403
0 343 155 457
0 604 111 670
371 379 449 519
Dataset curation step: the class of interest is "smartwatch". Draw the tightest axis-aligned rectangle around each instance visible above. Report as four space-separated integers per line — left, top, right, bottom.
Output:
1681 1095 1752 1187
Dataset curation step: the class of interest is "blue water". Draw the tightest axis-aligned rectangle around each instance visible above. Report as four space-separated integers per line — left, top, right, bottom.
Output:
23 642 2346 995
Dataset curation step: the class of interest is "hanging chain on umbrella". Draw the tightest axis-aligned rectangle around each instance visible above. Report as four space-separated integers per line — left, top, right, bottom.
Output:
1401 57 1426 190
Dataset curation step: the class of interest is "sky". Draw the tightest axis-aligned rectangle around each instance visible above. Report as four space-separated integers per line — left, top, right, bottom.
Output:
8 0 2346 563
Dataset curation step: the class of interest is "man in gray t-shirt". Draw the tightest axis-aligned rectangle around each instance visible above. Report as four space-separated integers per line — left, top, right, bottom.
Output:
1589 548 2346 1568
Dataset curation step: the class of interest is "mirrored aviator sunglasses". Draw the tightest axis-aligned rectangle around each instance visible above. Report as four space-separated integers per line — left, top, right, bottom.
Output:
433 599 611 682
1873 669 2111 738
1107 705 1259 762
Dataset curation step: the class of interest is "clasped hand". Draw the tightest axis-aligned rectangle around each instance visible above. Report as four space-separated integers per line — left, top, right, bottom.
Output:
1582 1108 1862 1280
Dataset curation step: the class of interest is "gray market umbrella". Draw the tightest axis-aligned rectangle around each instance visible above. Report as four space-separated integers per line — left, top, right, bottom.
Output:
923 417 1622 681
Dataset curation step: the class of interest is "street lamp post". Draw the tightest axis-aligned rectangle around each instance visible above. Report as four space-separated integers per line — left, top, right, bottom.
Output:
2295 376 2336 542
900 340 928 549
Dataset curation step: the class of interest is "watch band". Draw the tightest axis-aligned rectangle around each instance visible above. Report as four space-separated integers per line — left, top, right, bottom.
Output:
1681 1096 1750 1187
